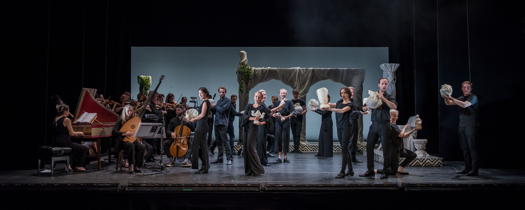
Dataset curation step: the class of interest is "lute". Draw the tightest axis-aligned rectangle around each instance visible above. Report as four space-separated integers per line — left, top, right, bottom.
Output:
120 75 165 142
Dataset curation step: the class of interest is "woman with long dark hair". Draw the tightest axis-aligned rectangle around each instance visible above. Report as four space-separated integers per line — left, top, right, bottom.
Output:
53 104 89 172
187 87 212 174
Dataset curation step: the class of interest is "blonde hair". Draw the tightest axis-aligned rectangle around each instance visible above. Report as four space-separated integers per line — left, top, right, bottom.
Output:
389 109 399 116
121 105 133 121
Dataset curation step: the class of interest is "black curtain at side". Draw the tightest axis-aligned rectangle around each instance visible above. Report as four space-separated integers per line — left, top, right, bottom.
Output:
4 0 524 170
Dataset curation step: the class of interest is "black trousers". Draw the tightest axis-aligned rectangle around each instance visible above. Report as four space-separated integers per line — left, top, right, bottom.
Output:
337 124 353 173
207 117 214 146
163 138 174 158
290 118 302 151
396 147 416 168
192 130 209 170
215 124 233 161
227 121 235 151
209 126 220 153
267 134 275 154
68 142 89 167
349 119 359 159
366 122 392 173
142 140 154 162
459 125 479 172
275 119 291 154
120 141 146 168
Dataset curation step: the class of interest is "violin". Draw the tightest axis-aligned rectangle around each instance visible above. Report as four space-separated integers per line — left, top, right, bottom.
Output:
170 124 190 158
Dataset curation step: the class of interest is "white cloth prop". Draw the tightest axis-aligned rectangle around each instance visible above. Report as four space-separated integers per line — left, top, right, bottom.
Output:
251 110 265 124
440 84 453 97
308 99 320 109
407 114 423 130
293 103 303 115
316 87 329 109
364 90 383 109
184 108 199 121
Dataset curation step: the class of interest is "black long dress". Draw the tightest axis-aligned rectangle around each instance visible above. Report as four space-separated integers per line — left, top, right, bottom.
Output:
53 116 88 168
314 109 333 157
242 104 266 176
256 102 269 165
192 99 211 172
335 99 353 174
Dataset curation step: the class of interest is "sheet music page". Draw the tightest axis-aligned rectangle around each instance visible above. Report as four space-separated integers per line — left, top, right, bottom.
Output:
74 112 97 124
74 112 88 124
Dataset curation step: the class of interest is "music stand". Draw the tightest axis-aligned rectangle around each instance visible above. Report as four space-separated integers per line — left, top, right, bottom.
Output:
136 122 166 173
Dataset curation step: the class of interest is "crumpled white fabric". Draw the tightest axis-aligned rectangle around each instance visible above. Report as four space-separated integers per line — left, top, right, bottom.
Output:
364 90 382 109
440 84 453 97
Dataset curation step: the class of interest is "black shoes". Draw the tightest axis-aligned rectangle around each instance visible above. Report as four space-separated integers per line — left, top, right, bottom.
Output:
397 171 409 175
456 169 469 174
211 160 223 164
335 173 345 179
283 159 290 163
380 173 388 179
359 170 375 177
195 168 208 174
336 170 354 179
466 171 479 176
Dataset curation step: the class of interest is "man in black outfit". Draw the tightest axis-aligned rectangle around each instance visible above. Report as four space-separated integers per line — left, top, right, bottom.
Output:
443 81 479 176
360 78 397 179
211 87 233 165
290 90 307 153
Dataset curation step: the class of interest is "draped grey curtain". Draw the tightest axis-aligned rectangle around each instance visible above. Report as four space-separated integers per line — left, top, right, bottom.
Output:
238 67 365 144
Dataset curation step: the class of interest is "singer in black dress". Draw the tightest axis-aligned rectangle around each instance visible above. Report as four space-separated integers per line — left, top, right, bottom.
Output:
188 87 212 174
312 95 333 157
242 91 267 176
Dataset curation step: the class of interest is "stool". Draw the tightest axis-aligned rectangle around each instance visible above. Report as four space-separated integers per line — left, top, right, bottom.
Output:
37 146 72 175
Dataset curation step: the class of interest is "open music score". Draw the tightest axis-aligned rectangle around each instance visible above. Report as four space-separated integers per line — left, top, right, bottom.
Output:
73 112 97 124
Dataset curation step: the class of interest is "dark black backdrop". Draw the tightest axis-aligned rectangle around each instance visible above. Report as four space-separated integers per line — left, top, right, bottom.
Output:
5 0 524 170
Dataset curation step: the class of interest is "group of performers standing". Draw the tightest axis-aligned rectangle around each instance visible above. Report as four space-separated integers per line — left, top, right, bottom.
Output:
50 76 478 178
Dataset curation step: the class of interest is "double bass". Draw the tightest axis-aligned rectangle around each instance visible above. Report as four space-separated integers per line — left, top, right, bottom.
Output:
119 75 165 142
170 124 191 158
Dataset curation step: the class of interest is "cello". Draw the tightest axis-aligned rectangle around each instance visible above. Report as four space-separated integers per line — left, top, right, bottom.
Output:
170 124 191 158
119 75 165 143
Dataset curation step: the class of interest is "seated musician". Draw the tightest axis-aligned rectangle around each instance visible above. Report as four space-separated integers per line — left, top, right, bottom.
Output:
112 105 146 173
141 94 163 162
53 104 89 172
179 96 189 111
164 93 178 129
114 91 131 115
164 104 195 167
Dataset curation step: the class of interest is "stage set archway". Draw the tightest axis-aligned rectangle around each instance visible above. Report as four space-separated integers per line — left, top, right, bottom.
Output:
236 52 366 150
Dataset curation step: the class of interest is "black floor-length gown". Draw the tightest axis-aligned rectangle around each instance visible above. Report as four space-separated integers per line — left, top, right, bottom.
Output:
242 104 267 176
314 109 333 157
